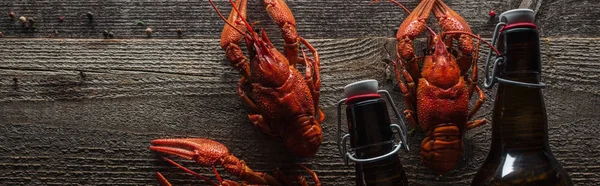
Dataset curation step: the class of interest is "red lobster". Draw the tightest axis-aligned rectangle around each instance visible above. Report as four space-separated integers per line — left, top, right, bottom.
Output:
148 0 324 184
215 0 324 158
150 138 321 185
372 0 501 174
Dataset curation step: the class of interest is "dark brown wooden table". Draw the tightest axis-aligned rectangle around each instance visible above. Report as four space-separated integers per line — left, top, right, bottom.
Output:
1 0 598 185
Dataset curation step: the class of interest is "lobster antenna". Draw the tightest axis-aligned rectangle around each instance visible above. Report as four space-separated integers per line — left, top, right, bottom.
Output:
208 0 247 36
443 31 501 56
370 0 410 13
227 0 255 34
161 157 219 186
372 0 437 35
211 167 224 184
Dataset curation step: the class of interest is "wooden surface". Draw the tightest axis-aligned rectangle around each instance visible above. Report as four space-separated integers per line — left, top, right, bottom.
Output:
518 0 542 14
0 0 598 39
1 0 599 185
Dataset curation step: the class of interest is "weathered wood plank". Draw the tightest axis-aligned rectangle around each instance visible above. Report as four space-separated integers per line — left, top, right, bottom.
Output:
1 37 597 102
1 0 597 39
519 0 542 14
0 38 389 104
536 0 600 37
0 37 598 185
539 38 600 95
0 0 525 39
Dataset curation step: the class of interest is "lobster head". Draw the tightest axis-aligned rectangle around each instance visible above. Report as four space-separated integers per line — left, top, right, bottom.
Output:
421 35 461 90
245 30 291 88
215 0 291 88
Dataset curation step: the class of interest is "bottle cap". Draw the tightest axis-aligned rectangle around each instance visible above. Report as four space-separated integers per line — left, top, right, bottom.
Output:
344 79 378 98
499 8 535 24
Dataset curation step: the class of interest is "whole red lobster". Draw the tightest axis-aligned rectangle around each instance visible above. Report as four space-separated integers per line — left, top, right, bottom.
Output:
373 0 501 174
215 0 324 158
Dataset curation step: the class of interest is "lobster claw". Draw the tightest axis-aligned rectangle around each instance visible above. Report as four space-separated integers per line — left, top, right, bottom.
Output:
432 0 472 34
395 0 436 83
150 138 229 163
264 0 302 66
432 0 474 74
220 0 252 79
396 0 435 61
221 0 248 50
264 0 296 31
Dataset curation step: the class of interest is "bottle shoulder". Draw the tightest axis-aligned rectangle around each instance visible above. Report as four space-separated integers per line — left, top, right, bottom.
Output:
472 150 572 186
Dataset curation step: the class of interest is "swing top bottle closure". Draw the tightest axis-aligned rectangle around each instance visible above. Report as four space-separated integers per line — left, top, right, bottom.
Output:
337 80 410 186
472 9 573 186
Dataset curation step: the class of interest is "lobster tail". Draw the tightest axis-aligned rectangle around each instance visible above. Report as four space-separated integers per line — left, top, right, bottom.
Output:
420 124 463 174
284 115 323 157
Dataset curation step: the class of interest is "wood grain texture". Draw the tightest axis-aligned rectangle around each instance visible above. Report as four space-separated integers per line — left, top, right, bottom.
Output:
536 0 600 37
0 0 576 39
1 38 598 185
518 0 542 13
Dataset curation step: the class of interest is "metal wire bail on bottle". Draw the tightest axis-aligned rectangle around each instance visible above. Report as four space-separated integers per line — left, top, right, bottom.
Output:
483 19 546 89
336 89 409 165
484 22 506 89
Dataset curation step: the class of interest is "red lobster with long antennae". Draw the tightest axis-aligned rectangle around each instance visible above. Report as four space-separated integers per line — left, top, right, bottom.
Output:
372 0 501 174
149 0 323 185
216 0 324 158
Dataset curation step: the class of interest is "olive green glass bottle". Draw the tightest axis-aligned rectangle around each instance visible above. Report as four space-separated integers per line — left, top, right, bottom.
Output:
471 9 573 186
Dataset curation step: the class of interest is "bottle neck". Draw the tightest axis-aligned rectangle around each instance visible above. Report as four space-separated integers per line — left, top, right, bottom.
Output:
491 27 549 151
492 76 548 150
346 98 408 185
346 98 394 151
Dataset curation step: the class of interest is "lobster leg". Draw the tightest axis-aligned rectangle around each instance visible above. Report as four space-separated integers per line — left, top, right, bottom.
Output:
238 77 258 111
264 0 302 66
465 36 484 120
466 35 481 99
156 157 248 186
273 169 293 186
157 157 221 186
238 77 279 137
299 164 321 186
220 0 251 79
467 85 485 121
298 38 323 122
404 110 419 131
248 114 279 137
466 118 487 130
392 59 418 130
274 165 321 186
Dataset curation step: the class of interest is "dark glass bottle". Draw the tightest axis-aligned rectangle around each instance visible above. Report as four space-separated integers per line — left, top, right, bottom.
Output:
472 9 573 186
347 98 408 186
337 80 409 186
